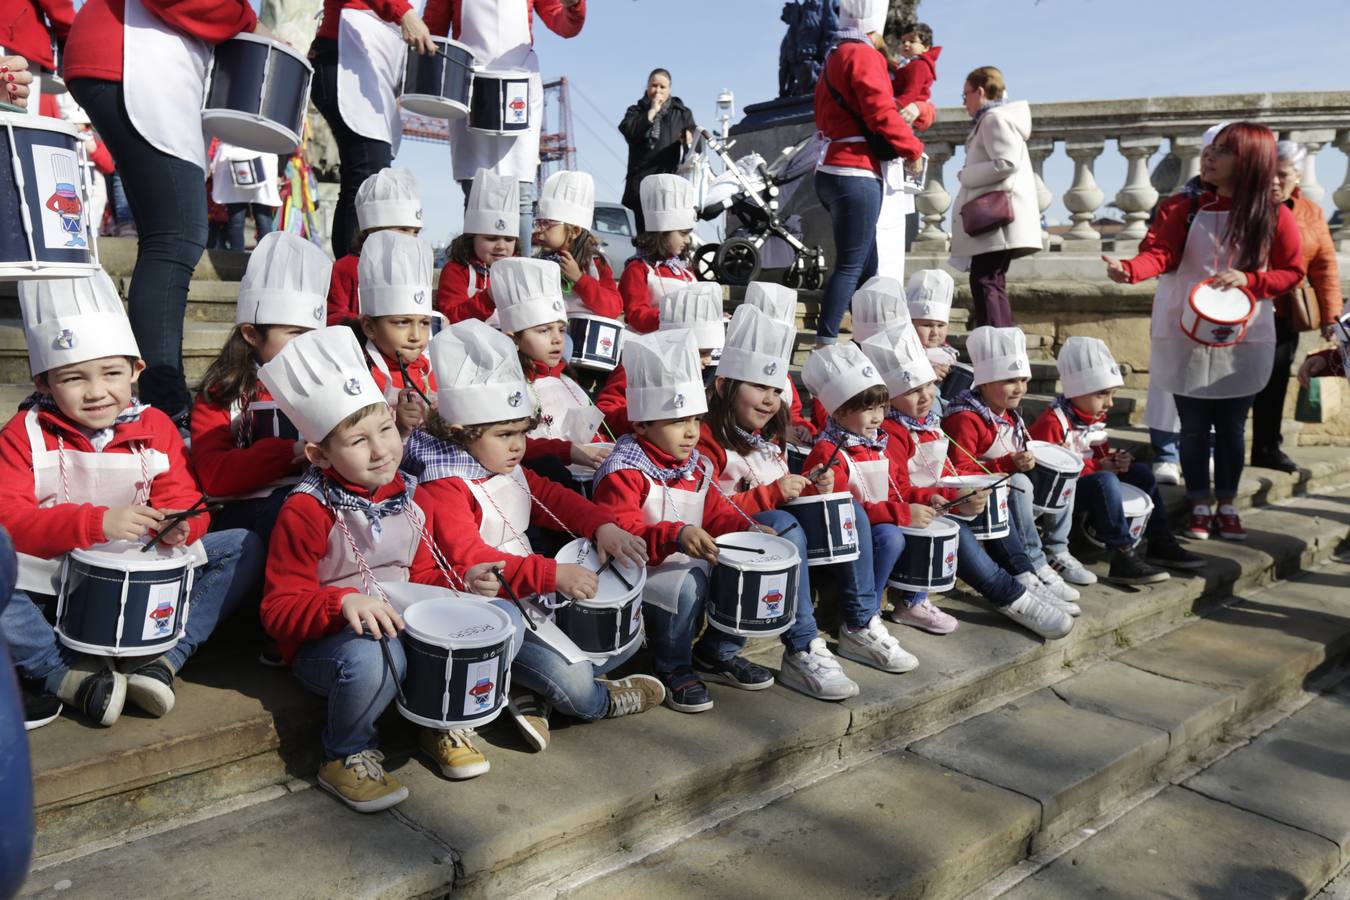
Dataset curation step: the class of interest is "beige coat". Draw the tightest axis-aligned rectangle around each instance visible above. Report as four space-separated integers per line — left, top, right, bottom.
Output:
949 100 1043 258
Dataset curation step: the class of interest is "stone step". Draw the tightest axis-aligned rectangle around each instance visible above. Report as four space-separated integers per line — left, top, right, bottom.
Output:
0 278 245 324
23 452 1350 895
0 320 234 384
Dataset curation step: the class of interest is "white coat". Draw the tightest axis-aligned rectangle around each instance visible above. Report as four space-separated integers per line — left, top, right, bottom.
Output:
949 101 1042 259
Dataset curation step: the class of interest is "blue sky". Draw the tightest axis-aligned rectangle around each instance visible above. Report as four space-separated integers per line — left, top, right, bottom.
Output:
390 0 1350 243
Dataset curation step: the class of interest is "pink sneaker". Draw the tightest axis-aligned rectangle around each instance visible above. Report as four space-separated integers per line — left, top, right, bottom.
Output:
889 598 960 635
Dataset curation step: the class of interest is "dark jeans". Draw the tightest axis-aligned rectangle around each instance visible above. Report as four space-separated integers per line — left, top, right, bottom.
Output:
1173 393 1256 502
224 203 276 252
310 40 393 260
969 250 1015 327
1251 314 1299 457
70 78 206 417
108 172 132 223
814 171 881 343
1077 464 1169 549
0 526 34 899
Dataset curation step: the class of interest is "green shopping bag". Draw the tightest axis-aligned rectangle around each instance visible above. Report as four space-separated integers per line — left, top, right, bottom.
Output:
1295 378 1322 423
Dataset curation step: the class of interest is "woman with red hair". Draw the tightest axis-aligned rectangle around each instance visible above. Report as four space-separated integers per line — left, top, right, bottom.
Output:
1103 123 1304 541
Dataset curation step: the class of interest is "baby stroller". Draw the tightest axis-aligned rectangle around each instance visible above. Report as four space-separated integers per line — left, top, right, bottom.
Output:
691 128 826 288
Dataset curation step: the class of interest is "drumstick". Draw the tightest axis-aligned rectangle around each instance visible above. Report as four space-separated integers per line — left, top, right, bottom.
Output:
140 496 221 552
808 440 845 484
379 635 410 709
596 556 635 592
434 46 476 70
397 354 434 408
493 567 537 631
714 541 766 555
935 475 1013 512
776 521 800 538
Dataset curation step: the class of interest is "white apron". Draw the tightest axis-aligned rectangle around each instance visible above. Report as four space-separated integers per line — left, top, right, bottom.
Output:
1148 206 1276 405
211 142 281 206
641 462 711 614
645 263 695 308
123 0 211 171
907 432 949 488
875 159 913 281
337 8 405 154
1051 406 1108 463
447 0 543 182
527 374 591 441
982 414 1024 460
842 451 891 505
317 498 424 590
717 444 788 494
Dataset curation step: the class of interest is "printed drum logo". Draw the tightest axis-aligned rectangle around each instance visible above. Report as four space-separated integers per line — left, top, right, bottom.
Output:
508 96 527 122
147 601 175 636
599 334 613 353
760 589 784 616
468 676 495 709
1211 325 1235 342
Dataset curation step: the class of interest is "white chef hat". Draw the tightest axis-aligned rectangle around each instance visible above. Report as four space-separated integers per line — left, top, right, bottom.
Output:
1057 336 1123 398
537 170 595 229
430 319 531 426
21 271 140 377
716 304 794 389
624 328 708 422
860 324 937 397
803 342 885 417
968 326 1030 387
358 231 438 319
355 167 424 232
640 173 696 233
492 258 567 334
850 275 908 343
463 168 520 238
660 282 725 350
743 281 798 326
257 326 383 444
838 0 887 34
906 269 955 324
235 232 332 330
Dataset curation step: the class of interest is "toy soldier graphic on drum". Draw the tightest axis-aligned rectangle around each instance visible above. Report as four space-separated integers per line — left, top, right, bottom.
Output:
44 154 86 248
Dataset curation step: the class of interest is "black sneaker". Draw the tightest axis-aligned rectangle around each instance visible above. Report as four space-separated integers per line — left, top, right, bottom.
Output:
22 683 62 731
1251 449 1299 474
1107 547 1170 585
692 651 775 691
657 666 714 714
1144 536 1206 571
258 640 286 668
125 658 176 717
63 666 127 727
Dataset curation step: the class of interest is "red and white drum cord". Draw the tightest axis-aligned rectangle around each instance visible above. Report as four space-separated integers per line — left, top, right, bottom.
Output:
706 476 772 535
331 511 394 605
56 435 151 505
941 429 999 478
477 480 575 610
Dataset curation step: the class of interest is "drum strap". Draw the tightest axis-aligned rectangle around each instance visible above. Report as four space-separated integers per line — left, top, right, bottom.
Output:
56 434 151 506
705 476 773 535
330 502 466 598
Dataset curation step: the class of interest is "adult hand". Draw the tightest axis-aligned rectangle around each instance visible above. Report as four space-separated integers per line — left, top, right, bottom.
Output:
341 593 403 639
1297 354 1328 388
678 525 720 564
103 505 164 542
400 10 436 55
594 523 649 570
646 94 666 122
775 474 811 502
1 57 33 108
1102 255 1130 284
1210 268 1248 290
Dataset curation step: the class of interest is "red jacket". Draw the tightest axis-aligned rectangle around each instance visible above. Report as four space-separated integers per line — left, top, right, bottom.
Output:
801 436 917 527
1122 192 1304 298
2 0 75 69
64 0 256 83
437 260 495 323
1028 403 1110 477
315 0 411 41
422 0 585 43
813 38 923 175
618 258 694 334
880 416 959 507
591 440 745 564
595 364 631 437
785 380 815 438
942 407 1023 475
367 347 436 398
0 404 208 560
695 422 786 516
261 472 446 664
416 465 611 598
566 255 622 318
189 386 304 498
891 45 940 108
326 253 360 325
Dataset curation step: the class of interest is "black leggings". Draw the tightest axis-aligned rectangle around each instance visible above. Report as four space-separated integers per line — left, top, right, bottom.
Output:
1251 314 1299 456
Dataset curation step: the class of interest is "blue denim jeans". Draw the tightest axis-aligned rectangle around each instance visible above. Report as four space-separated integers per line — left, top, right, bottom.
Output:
224 203 276 252
951 519 1024 609
512 630 639 722
1035 498 1075 559
1150 429 1180 465
108 172 132 224
644 567 739 672
0 526 34 900
1173 393 1255 501
1076 464 1170 548
869 523 907 612
1007 472 1050 569
814 171 881 343
2 529 264 686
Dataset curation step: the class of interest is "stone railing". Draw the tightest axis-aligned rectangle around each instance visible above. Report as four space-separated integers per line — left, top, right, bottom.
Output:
910 91 1350 255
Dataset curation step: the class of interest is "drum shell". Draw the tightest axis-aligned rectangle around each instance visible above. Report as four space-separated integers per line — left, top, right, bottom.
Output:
1181 282 1256 349
888 520 959 593
782 492 861 566
402 38 474 119
552 595 643 660
397 599 515 730
952 482 1010 541
203 36 313 155
940 363 975 402
567 315 625 372
0 114 99 279
1027 442 1084 515
249 407 300 442
1083 482 1154 549
707 534 799 637
56 549 192 657
467 68 531 136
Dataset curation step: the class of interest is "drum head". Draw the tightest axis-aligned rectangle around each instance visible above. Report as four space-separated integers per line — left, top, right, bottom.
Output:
1117 482 1154 517
1191 281 1255 324
554 537 645 604
716 531 799 571
71 541 191 572
1029 441 1085 475
403 597 514 649
898 517 959 538
938 473 1003 489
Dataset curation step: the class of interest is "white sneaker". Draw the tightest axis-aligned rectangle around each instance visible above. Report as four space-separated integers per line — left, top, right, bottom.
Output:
779 638 859 701
1152 461 1181 485
1032 567 1083 616
1001 590 1074 639
838 616 919 674
1016 571 1082 617
1050 551 1098 586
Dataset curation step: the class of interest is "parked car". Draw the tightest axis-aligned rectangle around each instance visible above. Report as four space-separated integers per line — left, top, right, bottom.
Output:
593 201 637 268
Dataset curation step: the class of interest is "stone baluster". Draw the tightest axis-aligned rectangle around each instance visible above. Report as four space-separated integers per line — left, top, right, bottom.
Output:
1062 140 1105 250
1332 130 1350 249
914 141 954 252
1027 138 1055 250
1169 134 1204 194
1113 137 1161 254
1286 129 1335 206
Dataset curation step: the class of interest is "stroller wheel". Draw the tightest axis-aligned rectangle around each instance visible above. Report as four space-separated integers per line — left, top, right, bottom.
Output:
782 265 803 289
715 238 761 286
803 266 825 290
693 243 720 282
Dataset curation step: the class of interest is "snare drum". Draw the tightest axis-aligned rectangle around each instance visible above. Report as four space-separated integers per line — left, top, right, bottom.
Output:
468 68 532 136
248 402 300 442
567 314 625 372
708 532 799 637
941 474 1009 540
940 363 975 402
888 518 960 593
55 542 194 657
229 157 266 187
402 37 475 119
202 33 314 155
398 597 516 730
1083 482 1154 549
550 538 646 663
1027 441 1084 515
786 443 811 475
0 113 98 280
1182 279 1256 348
782 491 860 566
566 442 614 498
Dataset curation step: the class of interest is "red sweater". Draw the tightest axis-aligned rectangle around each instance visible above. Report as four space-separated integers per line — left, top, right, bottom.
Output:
436 260 495 323
189 387 304 498
591 440 746 564
64 0 256 83
368 347 436 398
942 407 1023 475
326 254 360 325
422 0 586 43
891 45 940 108
801 436 916 526
0 404 208 560
880 416 959 507
261 472 446 664
1028 403 1111 476
416 465 611 598
595 364 632 437
565 255 622 318
618 258 694 334
315 0 411 41
695 422 787 516
3 0 75 69
813 39 923 175
1121 192 1304 298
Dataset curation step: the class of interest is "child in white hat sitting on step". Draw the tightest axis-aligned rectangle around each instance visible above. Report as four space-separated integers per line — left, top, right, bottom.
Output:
192 232 330 543
2 272 264 728
409 319 661 752
437 168 520 325
327 168 424 325
906 269 961 409
592 329 774 712
619 173 698 334
1029 337 1201 583
258 326 508 811
743 280 817 443
533 170 622 319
